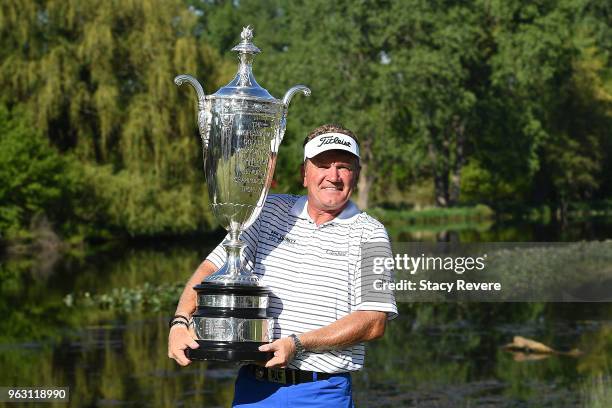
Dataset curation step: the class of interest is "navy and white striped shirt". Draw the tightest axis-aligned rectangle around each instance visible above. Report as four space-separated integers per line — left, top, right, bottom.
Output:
206 194 397 373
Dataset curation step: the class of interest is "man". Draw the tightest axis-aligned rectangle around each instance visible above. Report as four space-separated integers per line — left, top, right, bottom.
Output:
169 124 397 407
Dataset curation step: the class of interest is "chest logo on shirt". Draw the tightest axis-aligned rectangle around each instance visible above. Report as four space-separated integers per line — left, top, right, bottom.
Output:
265 230 298 246
325 249 348 257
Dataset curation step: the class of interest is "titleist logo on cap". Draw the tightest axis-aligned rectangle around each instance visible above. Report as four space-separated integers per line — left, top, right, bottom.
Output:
316 135 352 148
304 132 360 161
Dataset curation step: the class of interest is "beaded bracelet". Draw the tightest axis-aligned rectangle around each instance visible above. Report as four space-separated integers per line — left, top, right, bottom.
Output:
169 320 190 330
168 314 190 329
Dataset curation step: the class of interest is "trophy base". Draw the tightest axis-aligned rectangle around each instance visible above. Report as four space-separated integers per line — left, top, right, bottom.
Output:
186 340 273 362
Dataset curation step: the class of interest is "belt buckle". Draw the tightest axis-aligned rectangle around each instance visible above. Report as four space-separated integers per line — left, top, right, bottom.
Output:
267 368 287 384
254 366 265 380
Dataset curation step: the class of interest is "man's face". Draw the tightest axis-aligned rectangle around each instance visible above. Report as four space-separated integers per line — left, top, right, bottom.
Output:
302 150 359 213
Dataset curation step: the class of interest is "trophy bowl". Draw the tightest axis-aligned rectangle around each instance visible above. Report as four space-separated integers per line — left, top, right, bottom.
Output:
174 26 309 362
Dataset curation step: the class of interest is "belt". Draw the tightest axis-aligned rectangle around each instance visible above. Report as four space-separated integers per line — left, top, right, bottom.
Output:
245 364 343 385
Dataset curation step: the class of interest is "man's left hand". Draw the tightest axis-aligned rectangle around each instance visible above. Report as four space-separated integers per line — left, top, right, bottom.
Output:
259 337 296 368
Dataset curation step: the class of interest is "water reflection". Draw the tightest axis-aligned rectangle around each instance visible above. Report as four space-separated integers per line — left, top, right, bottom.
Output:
0 224 611 407
1 304 609 407
0 317 237 407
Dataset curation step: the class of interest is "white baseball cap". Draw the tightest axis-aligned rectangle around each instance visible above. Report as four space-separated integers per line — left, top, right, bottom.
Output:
303 133 360 161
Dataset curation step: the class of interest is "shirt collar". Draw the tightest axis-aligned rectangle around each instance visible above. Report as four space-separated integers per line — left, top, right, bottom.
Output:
289 195 361 225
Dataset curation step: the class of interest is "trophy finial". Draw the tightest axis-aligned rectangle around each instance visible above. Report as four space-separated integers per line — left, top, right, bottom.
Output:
231 25 261 55
241 26 253 42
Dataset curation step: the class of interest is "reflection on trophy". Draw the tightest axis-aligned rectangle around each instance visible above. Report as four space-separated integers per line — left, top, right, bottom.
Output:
174 26 310 361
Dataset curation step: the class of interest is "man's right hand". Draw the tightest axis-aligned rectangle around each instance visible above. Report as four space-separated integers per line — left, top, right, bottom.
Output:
168 325 199 366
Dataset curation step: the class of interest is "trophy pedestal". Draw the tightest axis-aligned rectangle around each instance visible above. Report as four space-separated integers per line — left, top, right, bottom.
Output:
186 340 272 362
189 283 274 363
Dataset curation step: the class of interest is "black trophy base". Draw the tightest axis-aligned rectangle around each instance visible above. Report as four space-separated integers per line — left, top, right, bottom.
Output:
186 340 273 362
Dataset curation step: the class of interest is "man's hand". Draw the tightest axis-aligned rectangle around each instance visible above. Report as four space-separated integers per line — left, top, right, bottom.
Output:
168 325 199 366
169 260 217 367
259 337 296 368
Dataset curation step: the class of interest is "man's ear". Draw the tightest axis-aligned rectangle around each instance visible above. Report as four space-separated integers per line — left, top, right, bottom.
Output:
301 161 307 187
353 162 361 189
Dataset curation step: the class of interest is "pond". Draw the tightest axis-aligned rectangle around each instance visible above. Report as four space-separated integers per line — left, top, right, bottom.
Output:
1 218 611 407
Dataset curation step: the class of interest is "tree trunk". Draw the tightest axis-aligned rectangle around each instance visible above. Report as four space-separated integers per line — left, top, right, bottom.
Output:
429 142 449 207
434 172 449 207
436 230 459 243
449 116 466 206
356 162 373 210
356 139 373 210
559 195 568 228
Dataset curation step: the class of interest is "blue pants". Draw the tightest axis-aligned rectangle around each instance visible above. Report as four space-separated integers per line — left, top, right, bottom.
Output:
232 366 355 407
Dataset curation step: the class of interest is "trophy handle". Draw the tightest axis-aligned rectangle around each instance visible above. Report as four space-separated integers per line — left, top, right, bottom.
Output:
282 85 311 107
174 74 211 155
275 85 311 147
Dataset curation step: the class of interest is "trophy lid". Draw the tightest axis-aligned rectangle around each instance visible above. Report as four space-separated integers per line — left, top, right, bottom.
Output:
212 26 278 102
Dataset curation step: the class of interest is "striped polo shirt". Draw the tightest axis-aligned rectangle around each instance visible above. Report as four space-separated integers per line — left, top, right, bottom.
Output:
205 194 398 373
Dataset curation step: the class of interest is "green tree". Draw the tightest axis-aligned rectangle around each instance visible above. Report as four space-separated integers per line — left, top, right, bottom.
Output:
542 17 612 219
452 0 612 214
461 0 579 208
0 0 230 236
482 0 611 214
2 0 610 233
379 1 485 207
200 0 418 208
198 1 498 208
0 104 78 237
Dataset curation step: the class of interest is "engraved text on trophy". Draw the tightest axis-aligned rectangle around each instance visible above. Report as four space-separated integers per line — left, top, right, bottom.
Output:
234 117 273 194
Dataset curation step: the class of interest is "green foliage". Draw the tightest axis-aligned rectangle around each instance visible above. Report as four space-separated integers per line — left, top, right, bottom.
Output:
476 0 612 209
0 0 229 239
75 163 215 236
371 204 494 241
62 244 207 313
460 159 532 206
540 33 612 208
371 205 494 226
0 0 611 239
580 374 612 408
198 0 612 211
64 282 184 313
0 105 79 237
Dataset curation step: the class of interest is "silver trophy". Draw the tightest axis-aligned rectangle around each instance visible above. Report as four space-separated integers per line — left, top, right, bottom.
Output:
174 26 309 361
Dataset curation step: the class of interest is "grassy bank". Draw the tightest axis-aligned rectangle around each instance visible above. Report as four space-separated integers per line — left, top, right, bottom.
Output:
580 373 612 408
371 200 612 227
369 204 495 225
4 199 612 255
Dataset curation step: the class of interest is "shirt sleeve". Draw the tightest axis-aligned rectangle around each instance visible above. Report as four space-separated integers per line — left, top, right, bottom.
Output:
205 235 227 269
353 224 398 320
204 217 261 272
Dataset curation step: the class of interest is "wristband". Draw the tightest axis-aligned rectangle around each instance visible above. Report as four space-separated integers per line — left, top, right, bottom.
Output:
168 314 190 328
169 320 190 330
289 334 305 357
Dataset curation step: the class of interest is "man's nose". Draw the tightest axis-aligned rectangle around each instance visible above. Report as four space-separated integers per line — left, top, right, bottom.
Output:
326 165 340 182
